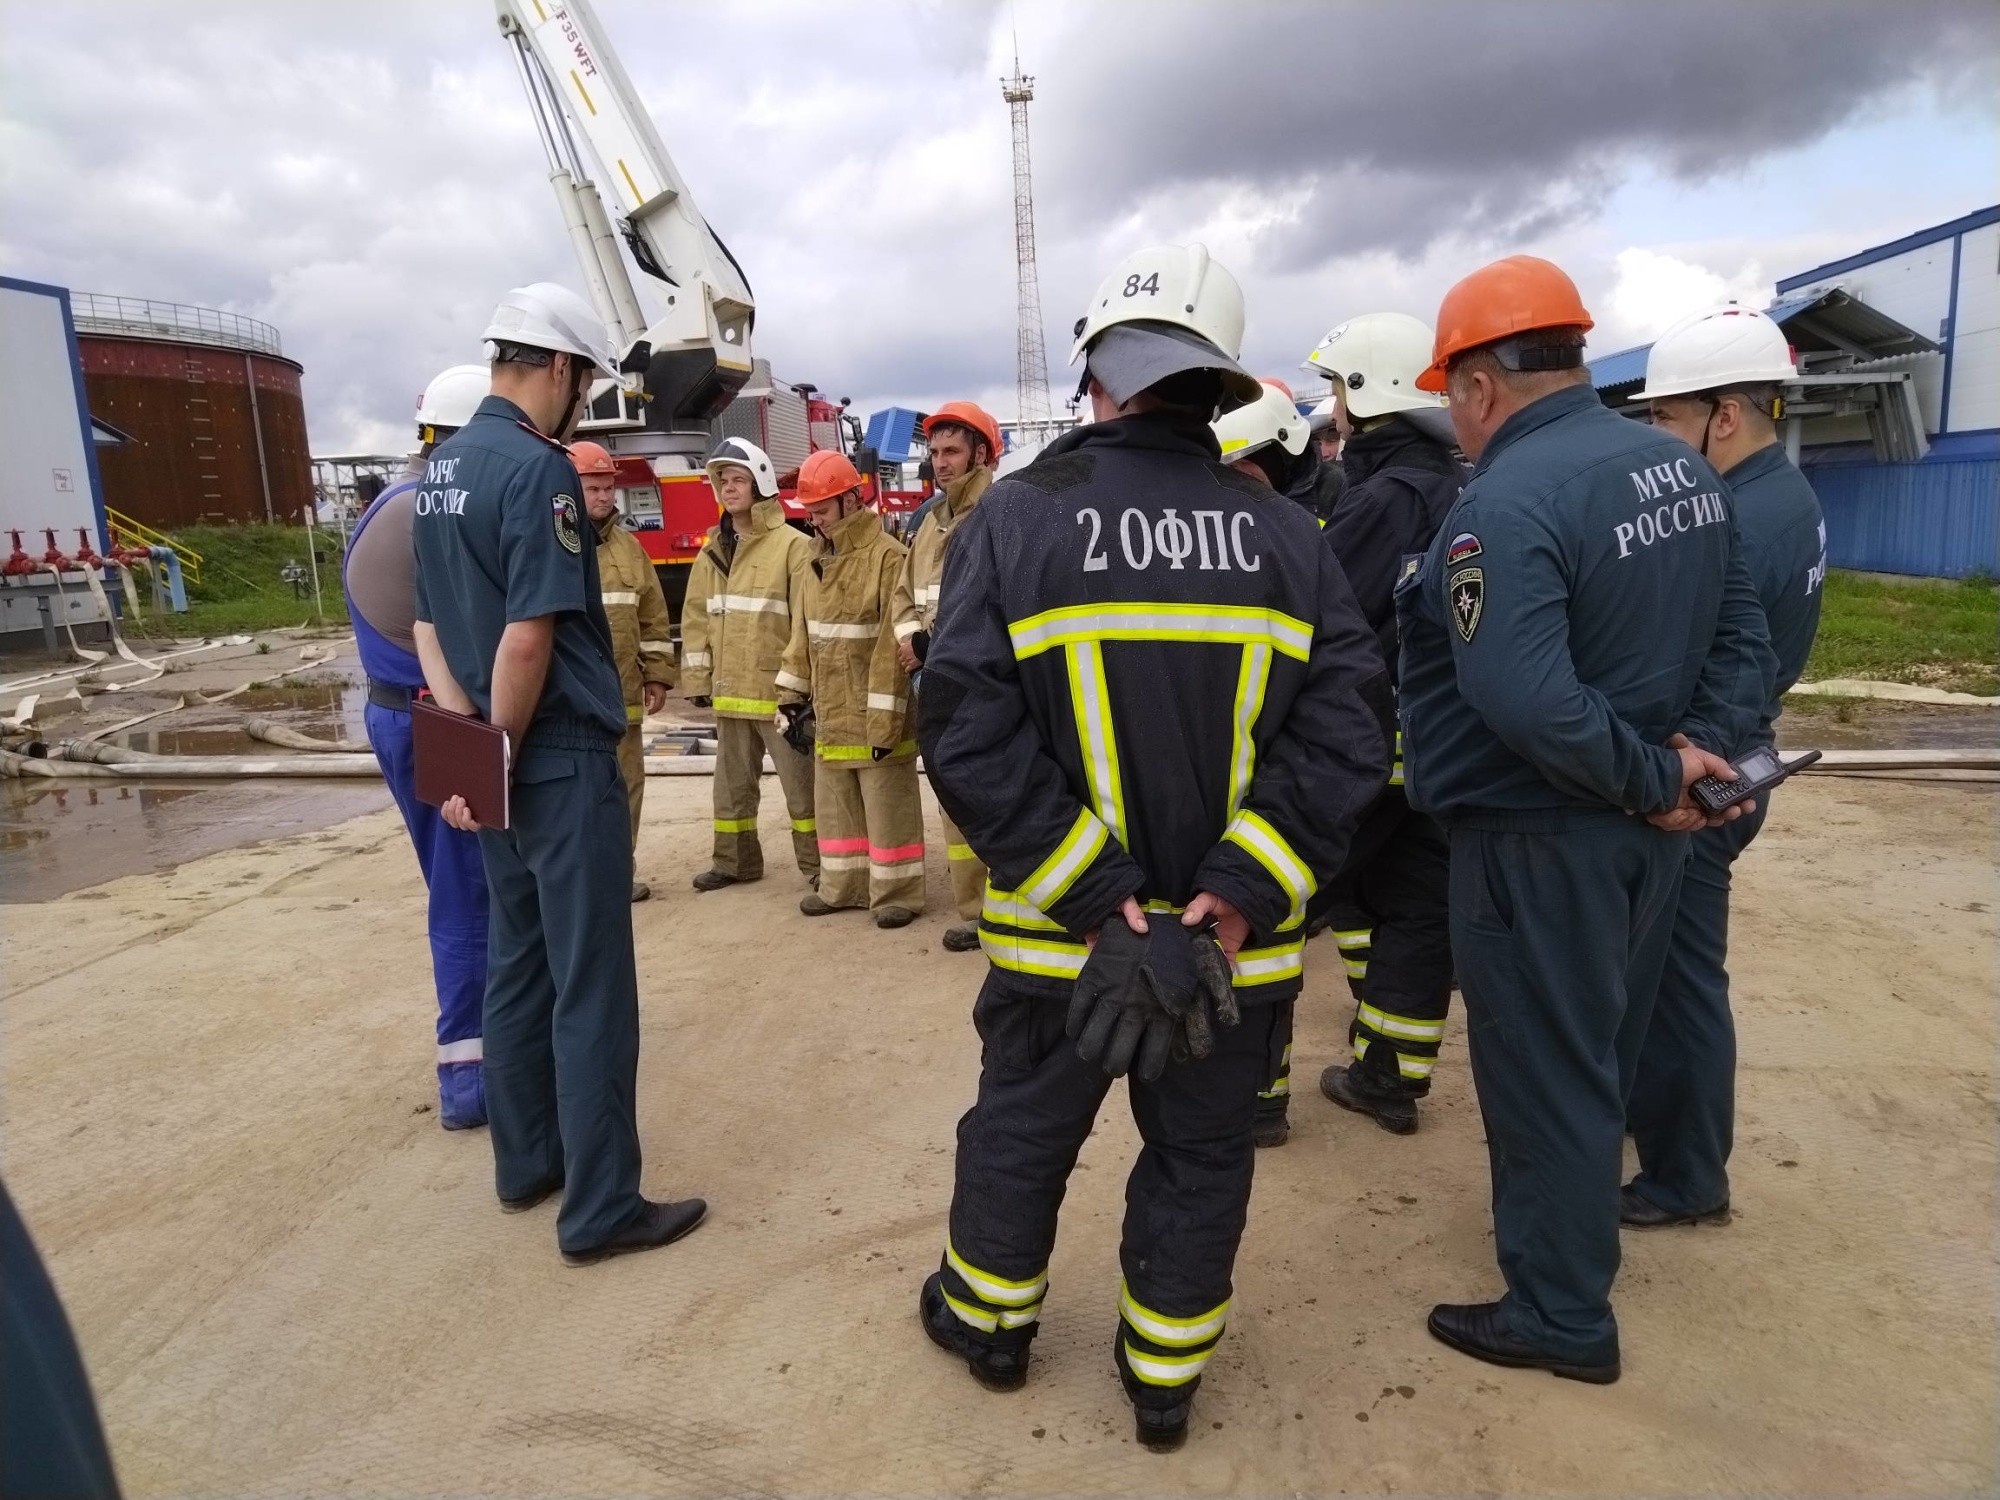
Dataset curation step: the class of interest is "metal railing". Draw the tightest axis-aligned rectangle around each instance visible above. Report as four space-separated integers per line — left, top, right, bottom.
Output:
71 294 284 357
105 506 203 584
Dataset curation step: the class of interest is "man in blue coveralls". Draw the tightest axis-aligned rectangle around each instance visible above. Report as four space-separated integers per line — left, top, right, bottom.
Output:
344 363 492 1130
1625 305 1826 1228
1397 256 1776 1382
412 283 706 1266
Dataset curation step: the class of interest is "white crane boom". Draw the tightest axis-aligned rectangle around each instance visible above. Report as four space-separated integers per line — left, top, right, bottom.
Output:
495 0 754 448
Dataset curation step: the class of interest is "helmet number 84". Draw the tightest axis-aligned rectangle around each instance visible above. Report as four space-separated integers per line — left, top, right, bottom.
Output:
1124 273 1161 297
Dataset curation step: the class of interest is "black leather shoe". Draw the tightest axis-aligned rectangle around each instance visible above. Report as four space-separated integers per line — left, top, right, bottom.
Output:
1319 1063 1418 1135
920 1273 1030 1391
1114 1337 1193 1452
1620 1184 1731 1228
875 906 918 930
692 869 753 892
941 922 983 952
561 1197 707 1266
499 1177 563 1214
1426 1301 1619 1384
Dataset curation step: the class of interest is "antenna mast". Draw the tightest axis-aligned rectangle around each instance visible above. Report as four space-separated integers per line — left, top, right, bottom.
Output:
1001 53 1055 439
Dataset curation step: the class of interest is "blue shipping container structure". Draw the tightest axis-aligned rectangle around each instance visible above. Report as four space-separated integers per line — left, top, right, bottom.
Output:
1591 205 1998 578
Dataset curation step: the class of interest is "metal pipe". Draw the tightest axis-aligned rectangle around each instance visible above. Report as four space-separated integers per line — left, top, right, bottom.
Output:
549 169 627 348
574 179 649 348
243 353 274 522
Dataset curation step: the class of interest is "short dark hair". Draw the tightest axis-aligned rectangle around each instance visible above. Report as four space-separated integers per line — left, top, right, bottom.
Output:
490 341 556 369
1720 383 1782 429
927 420 991 466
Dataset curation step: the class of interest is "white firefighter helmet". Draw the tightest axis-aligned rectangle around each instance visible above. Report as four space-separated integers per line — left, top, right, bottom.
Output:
1302 311 1443 419
1636 303 1797 401
415 364 489 440
1213 380 1310 466
481 282 618 377
705 436 779 498
1068 243 1261 409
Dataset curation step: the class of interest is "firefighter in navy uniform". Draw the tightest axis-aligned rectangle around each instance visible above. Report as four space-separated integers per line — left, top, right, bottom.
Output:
1293 312 1467 1139
915 244 1389 1451
1625 305 1825 1228
1397 257 1775 1382
413 282 706 1267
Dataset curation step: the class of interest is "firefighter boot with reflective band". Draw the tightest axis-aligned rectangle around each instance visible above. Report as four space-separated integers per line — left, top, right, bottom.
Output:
920 1273 1031 1391
1320 1061 1418 1135
1115 1331 1194 1452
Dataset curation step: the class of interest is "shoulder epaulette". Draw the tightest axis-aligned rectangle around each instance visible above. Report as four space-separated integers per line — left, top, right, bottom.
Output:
513 419 570 452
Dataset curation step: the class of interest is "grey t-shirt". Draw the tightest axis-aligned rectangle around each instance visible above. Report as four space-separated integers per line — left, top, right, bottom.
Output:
344 460 423 654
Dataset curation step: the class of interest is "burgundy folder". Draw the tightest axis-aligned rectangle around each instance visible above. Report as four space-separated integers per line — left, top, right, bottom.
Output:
411 698 511 831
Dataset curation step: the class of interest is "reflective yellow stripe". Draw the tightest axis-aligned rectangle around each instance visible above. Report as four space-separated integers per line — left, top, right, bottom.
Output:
1122 1341 1216 1386
1065 641 1126 846
979 928 1088 978
1019 808 1109 910
1119 1280 1229 1346
943 1289 1043 1333
982 885 1065 932
626 703 645 723
1231 937 1304 988
791 817 816 834
946 842 977 861
714 816 757 834
1222 809 1316 925
1008 603 1312 662
945 1238 1047 1306
1356 1001 1446 1043
1354 1035 1436 1078
1343 957 1369 980
818 739 916 761
1334 928 1373 950
713 695 778 716
1226 642 1271 816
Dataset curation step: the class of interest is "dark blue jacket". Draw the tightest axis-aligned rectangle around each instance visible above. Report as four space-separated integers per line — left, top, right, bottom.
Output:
1722 443 1825 748
1397 384 1776 818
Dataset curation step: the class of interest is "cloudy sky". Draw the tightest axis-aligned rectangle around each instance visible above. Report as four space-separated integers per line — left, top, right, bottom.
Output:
4 0 1995 454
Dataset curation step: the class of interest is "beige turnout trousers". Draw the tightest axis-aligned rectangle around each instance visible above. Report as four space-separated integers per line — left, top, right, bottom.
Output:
939 806 985 922
618 724 646 852
814 754 925 912
711 717 819 883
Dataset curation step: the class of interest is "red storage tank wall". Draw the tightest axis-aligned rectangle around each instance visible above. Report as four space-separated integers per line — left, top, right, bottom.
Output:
79 335 312 529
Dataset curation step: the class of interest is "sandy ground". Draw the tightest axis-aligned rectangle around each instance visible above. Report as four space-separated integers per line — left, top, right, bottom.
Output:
2 773 1993 1497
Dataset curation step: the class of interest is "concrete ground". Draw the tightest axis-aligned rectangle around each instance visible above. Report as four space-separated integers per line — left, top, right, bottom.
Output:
2 774 1993 1497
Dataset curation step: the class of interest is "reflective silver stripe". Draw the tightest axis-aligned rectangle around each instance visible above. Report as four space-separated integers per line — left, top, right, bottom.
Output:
945 1238 1047 1306
682 651 712 669
716 593 789 616
436 1037 483 1064
1008 603 1312 661
1067 641 1126 847
774 670 810 693
809 620 879 641
638 640 674 657
601 590 639 606
866 692 904 713
892 619 922 641
916 583 942 608
1356 1001 1446 1042
1119 1281 1229 1346
1019 810 1109 910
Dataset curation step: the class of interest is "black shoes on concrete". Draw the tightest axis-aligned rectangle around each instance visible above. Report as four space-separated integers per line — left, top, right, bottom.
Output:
1619 1184 1731 1229
1319 1062 1419 1135
692 868 756 892
560 1197 708 1267
630 880 652 903
919 1273 1030 1392
499 1177 563 1214
799 893 841 917
1426 1301 1620 1384
941 923 983 952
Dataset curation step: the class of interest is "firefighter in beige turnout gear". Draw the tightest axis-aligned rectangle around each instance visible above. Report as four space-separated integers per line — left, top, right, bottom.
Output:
572 441 676 902
779 450 926 928
682 438 820 891
892 401 1000 953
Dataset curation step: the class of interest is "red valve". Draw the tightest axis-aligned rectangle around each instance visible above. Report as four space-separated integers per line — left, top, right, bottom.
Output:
41 528 77 571
3 529 38 576
72 528 103 568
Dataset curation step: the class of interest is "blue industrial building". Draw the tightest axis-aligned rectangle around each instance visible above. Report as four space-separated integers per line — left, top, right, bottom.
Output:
1591 205 1998 578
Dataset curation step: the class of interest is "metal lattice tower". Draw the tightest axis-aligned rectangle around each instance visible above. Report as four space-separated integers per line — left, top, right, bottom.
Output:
1001 58 1054 434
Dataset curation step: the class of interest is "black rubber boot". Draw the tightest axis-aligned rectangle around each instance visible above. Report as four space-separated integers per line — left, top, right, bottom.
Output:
692 868 754 892
1252 1102 1290 1148
1319 1061 1419 1135
941 922 983 952
1114 1334 1194 1452
919 1273 1031 1392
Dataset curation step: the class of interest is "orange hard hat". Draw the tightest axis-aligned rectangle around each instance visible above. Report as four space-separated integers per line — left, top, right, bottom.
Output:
567 440 617 476
923 401 1003 463
1415 255 1594 392
795 449 865 504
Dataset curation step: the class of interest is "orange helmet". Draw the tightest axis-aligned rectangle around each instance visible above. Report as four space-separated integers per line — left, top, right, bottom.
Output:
796 449 864 504
923 401 1003 464
1416 256 1594 392
567 440 617 476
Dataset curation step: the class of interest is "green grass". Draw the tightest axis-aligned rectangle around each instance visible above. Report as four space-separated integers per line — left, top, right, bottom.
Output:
124 523 350 638
1803 569 1997 696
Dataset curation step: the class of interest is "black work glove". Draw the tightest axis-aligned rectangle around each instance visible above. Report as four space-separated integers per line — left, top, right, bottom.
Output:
910 629 931 664
777 700 816 758
688 695 713 708
1173 923 1242 1064
1068 920 1205 1082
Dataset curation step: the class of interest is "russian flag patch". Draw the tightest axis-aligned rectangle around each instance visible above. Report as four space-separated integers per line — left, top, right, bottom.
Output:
1446 532 1482 565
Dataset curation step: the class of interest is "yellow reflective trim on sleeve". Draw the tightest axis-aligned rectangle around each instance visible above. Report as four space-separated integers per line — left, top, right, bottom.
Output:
1356 1001 1446 1043
1230 937 1304 988
945 1238 1047 1306
1121 1341 1215 1386
625 703 645 723
1343 957 1369 980
714 816 758 834
1119 1282 1230 1346
947 842 977 861
1019 808 1109 910
1334 928 1372 949
817 739 918 762
982 885 1066 932
791 817 817 834
1225 642 1272 817
1065 640 1127 847
1008 603 1312 662
1221 809 1316 925
713 695 779 716
979 929 1089 978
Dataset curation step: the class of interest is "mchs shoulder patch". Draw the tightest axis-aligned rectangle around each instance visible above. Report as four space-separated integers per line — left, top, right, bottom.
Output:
1447 566 1484 641
1445 532 1482 566
553 494 582 554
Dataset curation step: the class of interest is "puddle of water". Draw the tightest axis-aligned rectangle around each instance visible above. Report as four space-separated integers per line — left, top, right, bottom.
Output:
1780 702 2000 750
1 776 390 902
111 682 369 757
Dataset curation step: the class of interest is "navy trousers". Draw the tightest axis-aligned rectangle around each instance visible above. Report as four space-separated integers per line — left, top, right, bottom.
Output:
477 745 646 1254
1626 799 1770 1216
367 702 488 1095
1450 815 1688 1362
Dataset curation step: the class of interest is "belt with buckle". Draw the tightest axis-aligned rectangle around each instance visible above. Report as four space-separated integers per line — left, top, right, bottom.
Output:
367 678 416 712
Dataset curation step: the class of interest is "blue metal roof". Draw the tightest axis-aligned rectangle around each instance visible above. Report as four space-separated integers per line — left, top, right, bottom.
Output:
1775 204 1998 292
1587 343 1653 392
